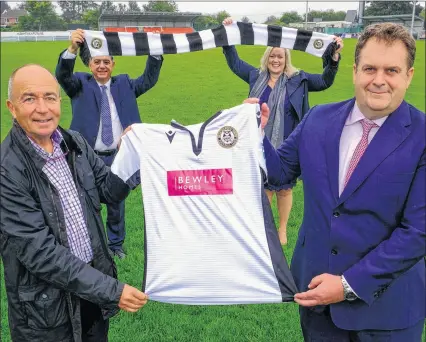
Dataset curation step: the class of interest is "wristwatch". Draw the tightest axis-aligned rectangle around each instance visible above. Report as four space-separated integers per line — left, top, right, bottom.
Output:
341 276 357 301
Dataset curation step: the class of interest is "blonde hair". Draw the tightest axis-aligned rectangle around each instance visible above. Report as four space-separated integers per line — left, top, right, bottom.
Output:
260 47 298 77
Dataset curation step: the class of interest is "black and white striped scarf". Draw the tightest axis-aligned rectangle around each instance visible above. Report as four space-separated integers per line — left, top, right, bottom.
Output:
79 22 335 66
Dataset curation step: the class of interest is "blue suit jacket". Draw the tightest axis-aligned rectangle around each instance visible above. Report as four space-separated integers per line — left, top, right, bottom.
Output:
222 46 339 139
264 99 425 330
55 50 163 147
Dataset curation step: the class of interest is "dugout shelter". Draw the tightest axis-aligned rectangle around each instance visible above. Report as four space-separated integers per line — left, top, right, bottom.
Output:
99 11 202 34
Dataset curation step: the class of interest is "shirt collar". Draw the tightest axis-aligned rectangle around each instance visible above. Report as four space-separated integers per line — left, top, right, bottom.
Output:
27 129 63 157
346 102 388 127
96 79 111 89
51 129 64 144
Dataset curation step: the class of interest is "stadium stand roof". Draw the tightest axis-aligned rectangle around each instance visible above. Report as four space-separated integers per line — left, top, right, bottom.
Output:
361 14 424 22
68 23 90 30
1 9 28 19
99 11 202 23
344 10 357 23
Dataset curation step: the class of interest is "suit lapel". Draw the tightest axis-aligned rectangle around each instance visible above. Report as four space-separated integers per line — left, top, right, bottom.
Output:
287 74 308 121
325 99 355 205
89 77 102 111
337 101 411 205
287 72 306 98
110 77 121 120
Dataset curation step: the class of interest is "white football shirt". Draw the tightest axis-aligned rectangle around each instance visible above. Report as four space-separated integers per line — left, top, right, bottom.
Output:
112 103 297 304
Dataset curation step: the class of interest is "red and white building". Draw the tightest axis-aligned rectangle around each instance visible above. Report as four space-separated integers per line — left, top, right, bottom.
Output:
1 9 28 27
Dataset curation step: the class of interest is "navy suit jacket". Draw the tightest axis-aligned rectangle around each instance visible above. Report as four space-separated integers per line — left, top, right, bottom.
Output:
222 46 339 139
55 50 163 147
264 99 425 330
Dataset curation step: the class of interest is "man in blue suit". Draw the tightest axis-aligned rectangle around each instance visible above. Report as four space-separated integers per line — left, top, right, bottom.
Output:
56 29 163 259
256 23 425 341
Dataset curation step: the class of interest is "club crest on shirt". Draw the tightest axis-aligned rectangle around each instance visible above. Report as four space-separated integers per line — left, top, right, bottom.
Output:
217 126 238 148
313 39 324 49
91 38 103 49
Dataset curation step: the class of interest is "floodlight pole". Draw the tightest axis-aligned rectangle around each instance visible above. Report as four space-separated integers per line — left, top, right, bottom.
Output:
98 6 105 31
305 1 308 29
410 0 416 36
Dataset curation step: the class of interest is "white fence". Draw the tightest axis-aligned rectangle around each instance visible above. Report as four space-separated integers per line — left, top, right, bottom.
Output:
0 31 71 42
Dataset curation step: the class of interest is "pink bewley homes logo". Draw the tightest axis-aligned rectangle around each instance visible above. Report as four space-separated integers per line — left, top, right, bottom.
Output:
167 169 233 196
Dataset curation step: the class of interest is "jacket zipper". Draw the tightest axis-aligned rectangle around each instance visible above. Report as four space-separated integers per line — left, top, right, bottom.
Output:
48 182 79 342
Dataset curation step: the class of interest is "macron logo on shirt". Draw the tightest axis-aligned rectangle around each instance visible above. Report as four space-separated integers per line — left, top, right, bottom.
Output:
167 169 233 196
165 130 176 143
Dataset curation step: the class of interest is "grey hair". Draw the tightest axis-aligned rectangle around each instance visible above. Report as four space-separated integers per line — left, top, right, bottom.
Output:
7 64 57 100
7 76 13 100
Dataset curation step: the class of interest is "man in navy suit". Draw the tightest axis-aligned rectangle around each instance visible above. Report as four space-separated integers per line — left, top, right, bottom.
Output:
255 23 425 341
56 29 163 259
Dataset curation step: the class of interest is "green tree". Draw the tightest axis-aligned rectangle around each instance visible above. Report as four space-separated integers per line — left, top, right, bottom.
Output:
420 8 425 19
142 1 178 12
215 10 230 24
15 2 26 10
241 16 250 23
1 2 10 13
82 8 100 29
192 10 231 30
58 1 97 22
328 10 346 21
305 9 346 22
280 11 303 25
193 14 218 30
118 3 128 12
264 15 278 24
365 1 423 16
100 1 116 13
17 1 67 31
128 1 141 12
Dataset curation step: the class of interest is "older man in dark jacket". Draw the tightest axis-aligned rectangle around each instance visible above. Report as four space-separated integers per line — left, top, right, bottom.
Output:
1 64 147 342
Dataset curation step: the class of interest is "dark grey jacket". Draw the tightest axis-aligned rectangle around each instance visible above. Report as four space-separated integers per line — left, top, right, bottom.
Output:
0 123 130 342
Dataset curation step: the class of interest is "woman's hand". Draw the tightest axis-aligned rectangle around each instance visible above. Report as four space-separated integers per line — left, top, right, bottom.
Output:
222 17 234 26
332 36 344 61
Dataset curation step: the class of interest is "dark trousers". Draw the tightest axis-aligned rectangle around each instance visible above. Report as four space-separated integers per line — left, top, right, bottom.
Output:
300 306 424 342
100 153 126 251
81 298 109 342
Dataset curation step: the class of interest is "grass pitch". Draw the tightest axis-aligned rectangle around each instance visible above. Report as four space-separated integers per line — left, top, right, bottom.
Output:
1 39 424 342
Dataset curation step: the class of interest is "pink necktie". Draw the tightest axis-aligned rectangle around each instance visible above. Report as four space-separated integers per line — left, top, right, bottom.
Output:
344 119 378 188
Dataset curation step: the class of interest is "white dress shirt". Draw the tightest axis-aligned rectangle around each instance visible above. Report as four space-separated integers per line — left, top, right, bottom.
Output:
338 102 388 196
93 80 123 150
62 50 123 150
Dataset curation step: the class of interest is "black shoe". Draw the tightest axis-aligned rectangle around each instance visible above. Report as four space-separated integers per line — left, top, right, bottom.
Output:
111 248 126 260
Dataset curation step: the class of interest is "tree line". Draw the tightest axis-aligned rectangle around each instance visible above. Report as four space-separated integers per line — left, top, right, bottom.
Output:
1 1 424 32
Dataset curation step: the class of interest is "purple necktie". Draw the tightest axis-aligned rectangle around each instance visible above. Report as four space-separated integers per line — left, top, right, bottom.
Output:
100 85 114 147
